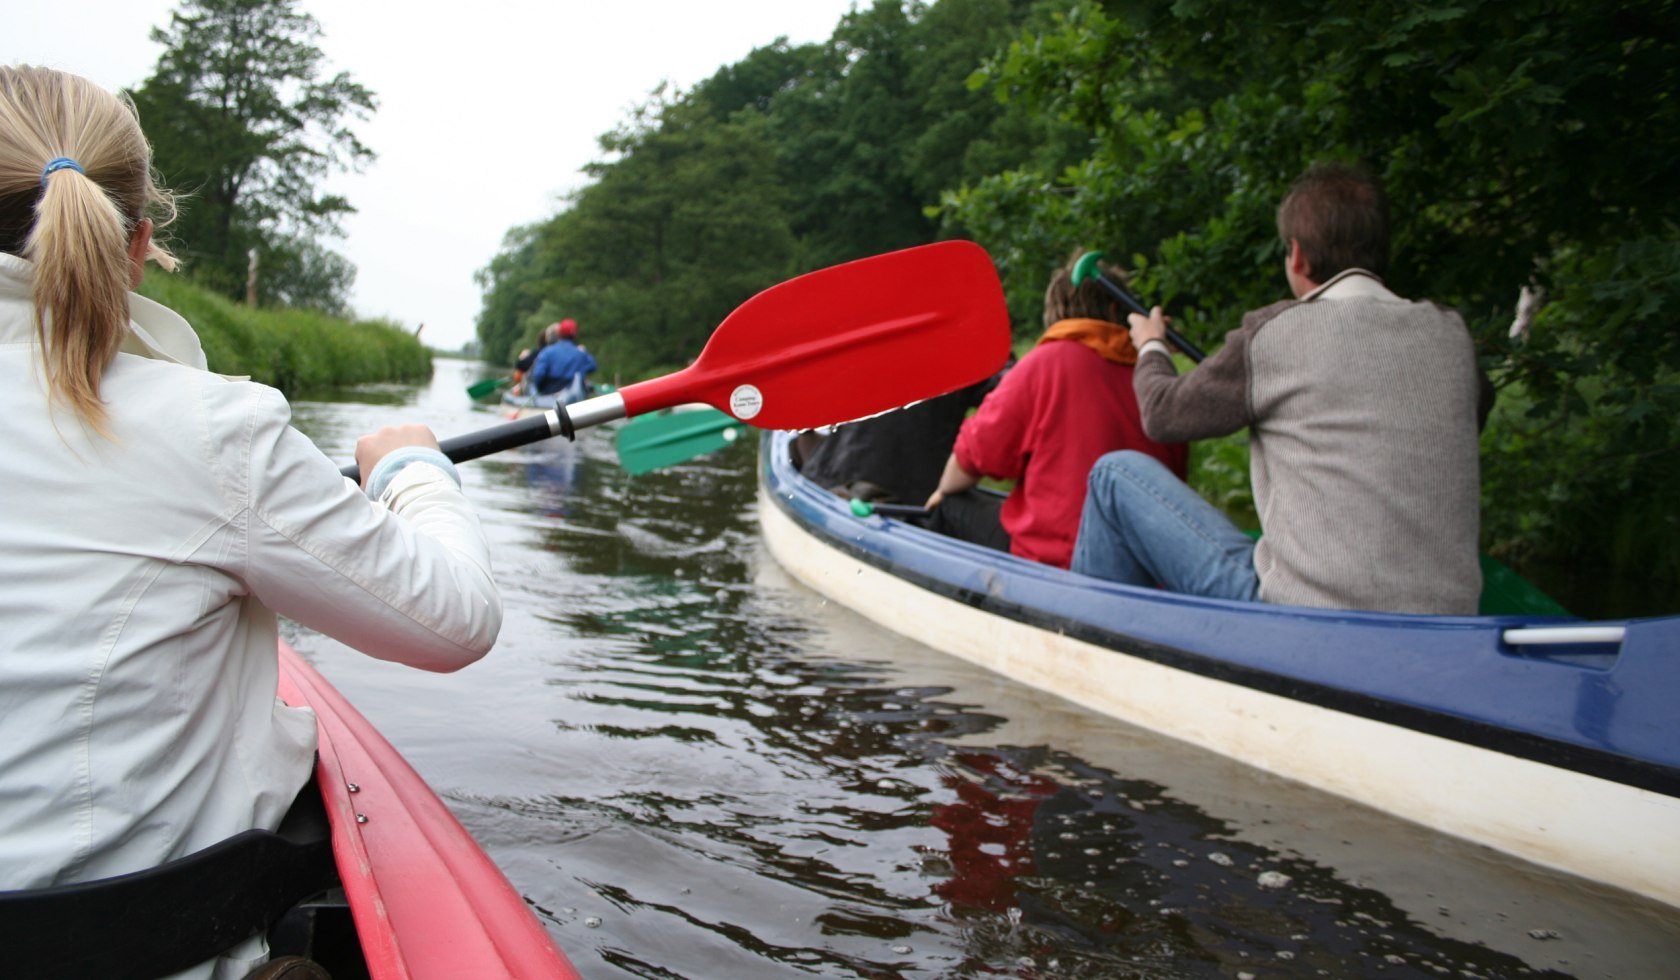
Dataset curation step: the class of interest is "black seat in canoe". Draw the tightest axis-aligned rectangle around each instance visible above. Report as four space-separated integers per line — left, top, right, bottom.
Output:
0 779 339 979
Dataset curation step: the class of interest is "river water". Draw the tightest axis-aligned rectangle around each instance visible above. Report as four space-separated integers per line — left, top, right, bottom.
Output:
285 358 1678 979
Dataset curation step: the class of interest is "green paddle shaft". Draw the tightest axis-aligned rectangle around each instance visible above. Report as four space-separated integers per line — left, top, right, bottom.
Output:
1071 251 1206 363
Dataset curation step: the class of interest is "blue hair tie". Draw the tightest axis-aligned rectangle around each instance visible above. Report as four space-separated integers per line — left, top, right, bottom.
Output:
40 157 85 187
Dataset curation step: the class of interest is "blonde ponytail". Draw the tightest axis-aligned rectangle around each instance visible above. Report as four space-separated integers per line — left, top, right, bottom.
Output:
0 66 177 433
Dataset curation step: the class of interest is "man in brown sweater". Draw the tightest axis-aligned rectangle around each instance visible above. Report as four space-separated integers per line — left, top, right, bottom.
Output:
1069 163 1490 614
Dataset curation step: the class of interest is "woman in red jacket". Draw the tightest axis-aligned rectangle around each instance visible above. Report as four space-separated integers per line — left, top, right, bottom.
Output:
925 255 1188 568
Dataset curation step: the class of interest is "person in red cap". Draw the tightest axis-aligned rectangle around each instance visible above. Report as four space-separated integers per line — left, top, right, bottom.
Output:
531 317 597 401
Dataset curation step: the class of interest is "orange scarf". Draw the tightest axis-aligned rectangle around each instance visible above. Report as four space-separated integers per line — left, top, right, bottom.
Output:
1036 318 1138 365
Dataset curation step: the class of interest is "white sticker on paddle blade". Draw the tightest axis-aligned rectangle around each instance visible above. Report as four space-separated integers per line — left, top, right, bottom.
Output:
729 385 763 420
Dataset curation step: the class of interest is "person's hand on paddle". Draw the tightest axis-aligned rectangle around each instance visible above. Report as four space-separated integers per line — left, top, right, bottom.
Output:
355 424 443 490
926 453 980 510
1127 305 1171 351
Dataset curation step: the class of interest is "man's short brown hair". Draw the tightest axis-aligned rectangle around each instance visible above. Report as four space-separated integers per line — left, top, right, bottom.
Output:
1276 162 1389 279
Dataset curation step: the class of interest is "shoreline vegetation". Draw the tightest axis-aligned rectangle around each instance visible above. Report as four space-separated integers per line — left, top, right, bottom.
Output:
138 271 432 394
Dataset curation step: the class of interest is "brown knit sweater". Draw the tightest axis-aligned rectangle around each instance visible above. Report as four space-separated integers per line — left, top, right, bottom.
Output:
1134 270 1485 614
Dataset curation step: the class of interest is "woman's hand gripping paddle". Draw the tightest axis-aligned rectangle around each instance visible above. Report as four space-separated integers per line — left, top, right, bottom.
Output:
341 241 1012 482
1072 251 1206 364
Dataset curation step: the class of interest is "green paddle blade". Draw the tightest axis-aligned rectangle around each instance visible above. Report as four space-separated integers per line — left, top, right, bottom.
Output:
467 377 511 399
615 407 746 475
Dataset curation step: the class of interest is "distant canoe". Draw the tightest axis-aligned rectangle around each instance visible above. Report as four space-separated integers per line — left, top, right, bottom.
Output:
501 380 595 419
757 429 1680 910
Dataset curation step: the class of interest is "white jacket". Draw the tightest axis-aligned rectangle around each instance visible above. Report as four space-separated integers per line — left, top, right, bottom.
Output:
0 254 502 902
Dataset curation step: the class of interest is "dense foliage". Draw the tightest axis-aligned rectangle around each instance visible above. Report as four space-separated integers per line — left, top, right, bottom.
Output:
129 0 375 315
474 0 1077 375
139 271 429 393
475 0 1676 615
939 0 1678 613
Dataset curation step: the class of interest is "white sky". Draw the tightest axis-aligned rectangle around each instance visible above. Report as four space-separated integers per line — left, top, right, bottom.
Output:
5 0 861 351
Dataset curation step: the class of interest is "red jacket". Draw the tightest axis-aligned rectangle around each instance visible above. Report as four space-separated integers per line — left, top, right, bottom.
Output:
953 337 1188 568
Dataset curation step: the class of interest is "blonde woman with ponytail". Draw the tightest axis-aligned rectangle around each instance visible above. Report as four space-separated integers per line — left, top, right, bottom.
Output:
0 66 503 977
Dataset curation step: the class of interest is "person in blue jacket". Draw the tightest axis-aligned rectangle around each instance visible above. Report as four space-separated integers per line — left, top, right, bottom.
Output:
530 318 597 401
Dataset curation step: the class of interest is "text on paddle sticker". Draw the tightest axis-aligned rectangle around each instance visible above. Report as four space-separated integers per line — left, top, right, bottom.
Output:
730 384 763 420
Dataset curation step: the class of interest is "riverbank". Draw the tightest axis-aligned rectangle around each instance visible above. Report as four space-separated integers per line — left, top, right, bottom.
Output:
138 272 431 394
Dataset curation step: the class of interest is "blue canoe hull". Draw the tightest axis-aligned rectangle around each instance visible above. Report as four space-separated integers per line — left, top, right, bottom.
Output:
500 388 584 411
758 430 1680 907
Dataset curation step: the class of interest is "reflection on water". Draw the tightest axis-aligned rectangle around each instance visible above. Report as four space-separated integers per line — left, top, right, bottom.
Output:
289 381 419 407
286 359 1679 979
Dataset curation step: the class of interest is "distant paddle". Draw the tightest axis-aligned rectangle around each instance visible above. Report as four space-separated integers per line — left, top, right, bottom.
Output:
615 407 744 475
341 241 1012 482
466 377 511 400
1072 251 1206 363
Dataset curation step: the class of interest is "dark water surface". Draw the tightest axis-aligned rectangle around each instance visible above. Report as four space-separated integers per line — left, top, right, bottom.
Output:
286 359 1679 979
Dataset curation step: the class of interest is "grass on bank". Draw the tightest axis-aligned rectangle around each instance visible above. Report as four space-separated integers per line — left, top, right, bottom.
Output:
138 272 431 395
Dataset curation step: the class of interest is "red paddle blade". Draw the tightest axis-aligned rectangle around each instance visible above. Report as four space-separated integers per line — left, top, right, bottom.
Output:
618 241 1010 429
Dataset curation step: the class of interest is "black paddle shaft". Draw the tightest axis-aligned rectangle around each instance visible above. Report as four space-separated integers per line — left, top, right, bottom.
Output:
1088 276 1207 363
337 409 574 483
868 502 933 518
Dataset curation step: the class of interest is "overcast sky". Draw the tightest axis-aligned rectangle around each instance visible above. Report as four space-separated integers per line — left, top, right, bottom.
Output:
5 0 861 351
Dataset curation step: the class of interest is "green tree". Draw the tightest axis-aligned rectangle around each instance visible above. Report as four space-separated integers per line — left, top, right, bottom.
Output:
129 0 376 313
475 0 1078 369
774 1 933 269
473 223 548 366
260 235 356 318
477 91 798 379
762 0 1068 272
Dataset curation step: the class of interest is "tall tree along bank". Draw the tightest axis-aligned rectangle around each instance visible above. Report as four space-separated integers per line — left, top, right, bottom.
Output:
129 0 376 315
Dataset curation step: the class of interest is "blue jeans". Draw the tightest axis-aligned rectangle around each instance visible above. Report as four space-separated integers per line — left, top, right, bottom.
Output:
1070 451 1261 601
